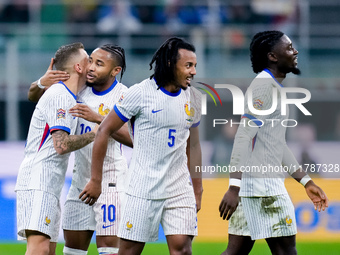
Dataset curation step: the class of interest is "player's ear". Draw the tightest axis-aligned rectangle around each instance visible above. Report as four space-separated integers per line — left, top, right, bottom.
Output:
111 66 122 77
75 63 83 74
268 52 277 63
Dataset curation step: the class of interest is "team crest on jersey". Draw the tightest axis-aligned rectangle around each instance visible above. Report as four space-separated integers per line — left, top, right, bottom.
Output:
45 216 51 226
57 108 66 119
253 99 263 110
184 102 195 123
98 103 110 116
285 216 292 226
126 221 133 230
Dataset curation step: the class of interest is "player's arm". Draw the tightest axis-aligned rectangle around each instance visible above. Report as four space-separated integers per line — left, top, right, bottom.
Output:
187 126 203 212
69 103 104 124
51 128 97 155
219 118 259 220
282 144 329 212
28 58 70 103
110 123 133 148
219 84 272 220
29 80 46 103
69 103 133 148
79 109 125 205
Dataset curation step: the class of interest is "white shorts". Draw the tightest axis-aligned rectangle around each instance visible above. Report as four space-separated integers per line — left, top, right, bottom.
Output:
94 187 122 236
118 191 197 242
63 184 122 236
62 185 96 231
228 194 297 240
16 190 61 242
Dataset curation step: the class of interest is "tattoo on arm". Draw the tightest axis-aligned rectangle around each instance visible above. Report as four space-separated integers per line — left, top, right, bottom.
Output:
52 130 96 154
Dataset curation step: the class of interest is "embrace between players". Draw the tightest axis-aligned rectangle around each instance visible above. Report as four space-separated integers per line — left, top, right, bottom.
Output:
16 32 328 255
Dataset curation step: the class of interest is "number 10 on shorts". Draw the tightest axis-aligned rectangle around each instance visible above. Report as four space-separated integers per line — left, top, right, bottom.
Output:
101 204 116 223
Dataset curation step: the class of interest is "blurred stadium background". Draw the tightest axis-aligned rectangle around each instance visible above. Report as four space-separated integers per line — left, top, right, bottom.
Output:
0 0 340 254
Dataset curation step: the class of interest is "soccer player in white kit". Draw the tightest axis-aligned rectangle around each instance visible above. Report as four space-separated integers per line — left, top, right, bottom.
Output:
15 42 95 255
28 45 133 255
219 31 329 255
81 37 203 255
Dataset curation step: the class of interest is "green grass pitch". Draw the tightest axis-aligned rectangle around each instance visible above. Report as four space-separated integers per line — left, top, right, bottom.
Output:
1 241 340 254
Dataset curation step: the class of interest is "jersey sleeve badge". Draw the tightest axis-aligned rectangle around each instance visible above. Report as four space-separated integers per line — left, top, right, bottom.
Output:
253 99 264 110
57 108 66 119
118 94 124 104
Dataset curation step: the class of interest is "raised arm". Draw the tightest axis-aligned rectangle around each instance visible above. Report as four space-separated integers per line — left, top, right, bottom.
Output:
69 103 104 124
28 58 70 103
69 103 133 148
187 126 203 212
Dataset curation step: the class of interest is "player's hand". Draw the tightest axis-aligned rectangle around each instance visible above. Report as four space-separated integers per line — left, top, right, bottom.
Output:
305 180 329 212
219 186 240 220
40 58 70 88
79 179 101 206
69 104 103 124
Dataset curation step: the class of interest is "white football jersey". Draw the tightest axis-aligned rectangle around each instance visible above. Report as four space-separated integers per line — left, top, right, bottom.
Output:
114 78 201 199
231 69 299 197
72 80 128 192
15 82 77 198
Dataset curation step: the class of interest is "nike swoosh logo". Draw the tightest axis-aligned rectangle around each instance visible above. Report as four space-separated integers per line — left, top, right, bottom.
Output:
102 224 114 229
152 109 163 113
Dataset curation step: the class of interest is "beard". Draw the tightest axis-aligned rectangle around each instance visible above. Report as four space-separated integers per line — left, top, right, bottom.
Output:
85 80 94 87
181 84 190 90
85 75 109 88
291 67 301 75
280 66 301 76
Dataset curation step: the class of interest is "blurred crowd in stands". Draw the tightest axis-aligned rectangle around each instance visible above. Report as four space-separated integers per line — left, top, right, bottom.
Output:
0 0 298 34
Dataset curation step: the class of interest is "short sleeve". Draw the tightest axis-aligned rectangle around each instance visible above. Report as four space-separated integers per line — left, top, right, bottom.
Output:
114 84 142 122
190 87 202 128
44 93 75 134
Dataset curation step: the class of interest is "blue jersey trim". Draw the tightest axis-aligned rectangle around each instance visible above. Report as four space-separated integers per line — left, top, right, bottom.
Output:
242 114 262 127
92 79 118 95
191 121 200 128
114 105 129 122
263 69 284 87
50 125 71 134
59 81 77 100
153 77 181 97
159 86 181 97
